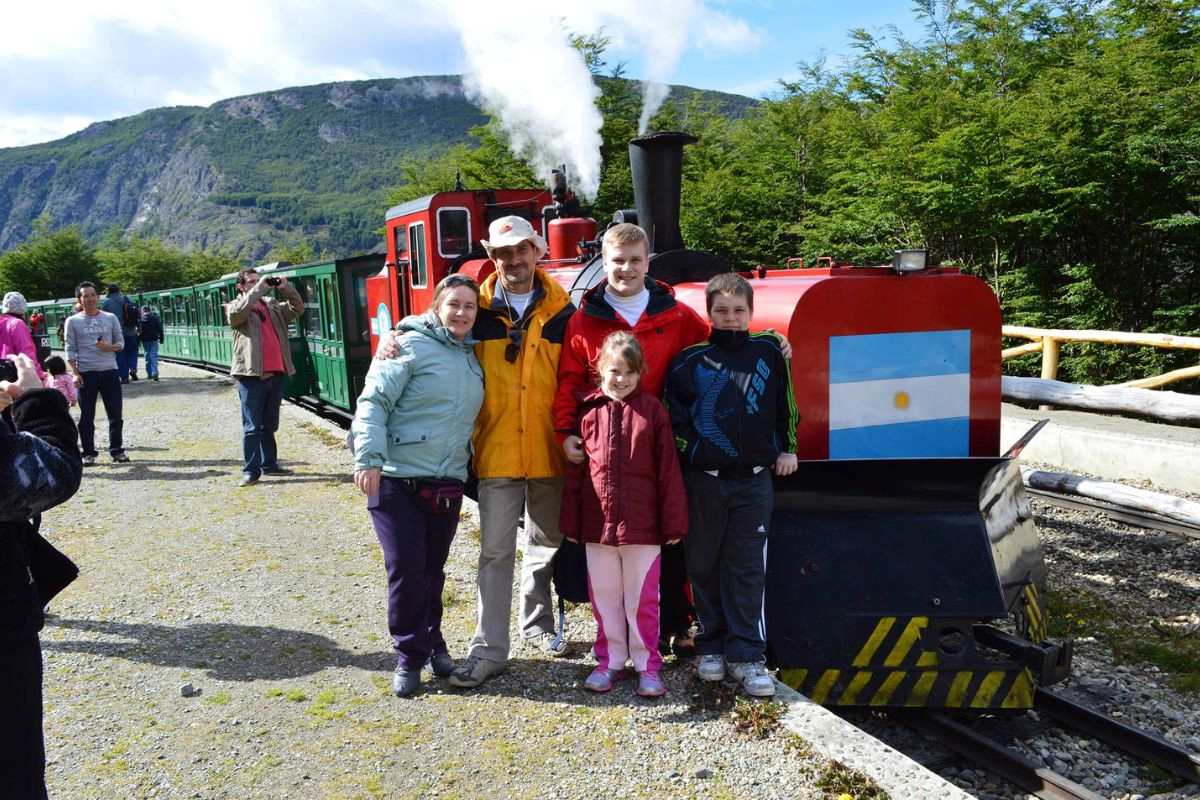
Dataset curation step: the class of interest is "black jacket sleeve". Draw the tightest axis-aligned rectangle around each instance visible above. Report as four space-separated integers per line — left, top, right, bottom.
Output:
665 351 698 466
774 345 799 454
1 389 83 522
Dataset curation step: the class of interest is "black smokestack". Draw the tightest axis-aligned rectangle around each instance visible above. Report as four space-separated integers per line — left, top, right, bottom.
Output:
628 131 697 254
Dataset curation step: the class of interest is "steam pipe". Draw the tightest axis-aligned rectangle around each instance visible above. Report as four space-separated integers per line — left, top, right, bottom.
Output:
628 131 697 254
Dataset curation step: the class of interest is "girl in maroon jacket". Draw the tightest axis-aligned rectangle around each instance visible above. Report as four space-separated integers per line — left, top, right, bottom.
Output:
560 332 688 697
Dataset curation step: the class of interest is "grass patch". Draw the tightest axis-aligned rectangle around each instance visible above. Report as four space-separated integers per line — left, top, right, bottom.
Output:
203 690 232 706
298 420 346 449
284 689 308 702
815 760 889 799
307 689 345 721
1046 588 1200 694
783 733 813 757
731 696 785 739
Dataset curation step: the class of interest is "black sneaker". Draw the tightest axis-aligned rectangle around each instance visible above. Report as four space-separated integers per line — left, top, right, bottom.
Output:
393 669 421 697
112 452 130 463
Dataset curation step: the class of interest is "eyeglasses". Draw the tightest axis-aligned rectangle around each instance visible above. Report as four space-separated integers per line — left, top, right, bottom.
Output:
505 328 524 363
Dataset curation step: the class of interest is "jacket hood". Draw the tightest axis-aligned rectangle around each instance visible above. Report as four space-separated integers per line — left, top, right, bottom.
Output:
397 311 478 348
579 277 679 322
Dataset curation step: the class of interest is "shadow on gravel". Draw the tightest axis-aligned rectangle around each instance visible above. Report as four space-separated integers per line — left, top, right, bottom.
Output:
42 618 392 680
78 461 352 484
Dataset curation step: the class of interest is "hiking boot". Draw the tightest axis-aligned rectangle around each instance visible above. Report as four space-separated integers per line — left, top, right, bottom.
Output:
583 667 619 693
696 654 725 682
728 661 776 697
392 669 421 697
112 451 130 463
448 656 505 688
525 630 568 658
81 455 97 467
428 652 455 678
636 671 667 698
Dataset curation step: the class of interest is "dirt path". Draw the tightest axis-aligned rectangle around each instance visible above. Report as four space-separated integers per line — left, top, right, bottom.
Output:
38 363 827 800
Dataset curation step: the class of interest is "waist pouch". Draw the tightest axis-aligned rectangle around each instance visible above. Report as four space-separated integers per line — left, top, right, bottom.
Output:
405 478 464 514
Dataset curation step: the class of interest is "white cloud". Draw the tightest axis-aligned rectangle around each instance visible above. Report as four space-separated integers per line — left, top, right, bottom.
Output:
0 114 98 149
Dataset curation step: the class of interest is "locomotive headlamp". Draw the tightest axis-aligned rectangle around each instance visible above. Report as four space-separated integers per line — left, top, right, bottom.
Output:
892 249 928 273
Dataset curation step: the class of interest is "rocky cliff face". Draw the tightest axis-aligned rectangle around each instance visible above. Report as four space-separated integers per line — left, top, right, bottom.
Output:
0 75 753 260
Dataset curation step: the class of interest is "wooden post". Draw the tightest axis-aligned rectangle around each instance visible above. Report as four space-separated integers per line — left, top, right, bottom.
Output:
1039 338 1059 410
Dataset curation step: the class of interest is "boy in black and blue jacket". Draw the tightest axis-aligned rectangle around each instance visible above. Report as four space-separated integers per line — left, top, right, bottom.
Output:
665 273 798 697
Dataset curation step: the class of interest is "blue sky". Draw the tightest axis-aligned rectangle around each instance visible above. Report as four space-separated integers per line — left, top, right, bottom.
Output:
0 1 930 149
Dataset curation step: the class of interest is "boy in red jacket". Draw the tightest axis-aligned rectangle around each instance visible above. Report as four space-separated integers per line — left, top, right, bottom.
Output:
553 223 708 656
560 332 687 697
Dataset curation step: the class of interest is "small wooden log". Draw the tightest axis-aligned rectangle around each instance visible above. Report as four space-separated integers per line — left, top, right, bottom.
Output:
1003 326 1200 351
1116 364 1200 390
1002 340 1044 360
1022 467 1200 528
1002 376 1200 422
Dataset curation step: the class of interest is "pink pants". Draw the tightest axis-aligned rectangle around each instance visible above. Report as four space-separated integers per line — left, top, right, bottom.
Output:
585 543 663 674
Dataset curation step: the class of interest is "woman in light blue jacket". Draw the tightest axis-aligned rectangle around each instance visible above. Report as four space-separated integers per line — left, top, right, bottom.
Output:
352 274 484 697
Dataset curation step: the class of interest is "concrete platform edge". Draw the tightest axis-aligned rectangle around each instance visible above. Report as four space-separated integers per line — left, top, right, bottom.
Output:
1002 406 1200 494
773 679 971 799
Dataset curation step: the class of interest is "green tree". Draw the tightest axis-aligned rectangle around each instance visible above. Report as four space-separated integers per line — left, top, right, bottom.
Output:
97 234 190 292
0 218 100 299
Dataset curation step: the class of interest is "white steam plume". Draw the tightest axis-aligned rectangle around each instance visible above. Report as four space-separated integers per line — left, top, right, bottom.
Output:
444 5 602 201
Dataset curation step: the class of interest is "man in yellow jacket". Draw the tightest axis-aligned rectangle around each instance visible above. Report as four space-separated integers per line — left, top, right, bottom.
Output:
445 215 575 687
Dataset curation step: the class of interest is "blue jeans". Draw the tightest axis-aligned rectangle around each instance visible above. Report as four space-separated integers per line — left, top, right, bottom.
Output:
142 341 160 378
236 374 285 477
117 338 139 380
78 369 124 457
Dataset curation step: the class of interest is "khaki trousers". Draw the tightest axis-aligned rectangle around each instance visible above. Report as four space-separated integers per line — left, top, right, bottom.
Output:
467 477 564 663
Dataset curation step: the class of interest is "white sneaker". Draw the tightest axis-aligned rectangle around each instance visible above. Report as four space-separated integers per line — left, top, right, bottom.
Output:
696 654 725 682
728 661 776 697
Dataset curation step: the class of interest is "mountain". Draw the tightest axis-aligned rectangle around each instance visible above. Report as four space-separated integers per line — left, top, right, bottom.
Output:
0 76 756 261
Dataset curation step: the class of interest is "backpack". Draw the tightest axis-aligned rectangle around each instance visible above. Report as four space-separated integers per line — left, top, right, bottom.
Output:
123 300 140 328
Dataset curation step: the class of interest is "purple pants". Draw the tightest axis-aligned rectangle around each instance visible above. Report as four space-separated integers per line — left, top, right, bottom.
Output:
368 477 461 670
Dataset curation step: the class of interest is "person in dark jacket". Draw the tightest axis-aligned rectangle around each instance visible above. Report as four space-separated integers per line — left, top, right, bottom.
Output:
100 284 139 383
138 306 164 381
1 353 83 799
560 332 687 698
666 273 798 698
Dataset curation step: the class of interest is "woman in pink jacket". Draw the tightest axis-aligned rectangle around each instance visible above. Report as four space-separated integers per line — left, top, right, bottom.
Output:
0 293 45 379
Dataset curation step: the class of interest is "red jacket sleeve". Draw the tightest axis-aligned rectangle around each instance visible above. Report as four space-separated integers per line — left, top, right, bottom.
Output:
653 400 689 542
552 317 590 442
680 304 710 350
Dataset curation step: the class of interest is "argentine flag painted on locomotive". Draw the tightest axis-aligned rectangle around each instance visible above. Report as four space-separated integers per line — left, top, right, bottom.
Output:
827 329 971 459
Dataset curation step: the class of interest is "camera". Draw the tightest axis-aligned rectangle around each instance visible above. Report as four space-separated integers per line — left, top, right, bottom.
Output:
0 359 18 383
265 277 282 287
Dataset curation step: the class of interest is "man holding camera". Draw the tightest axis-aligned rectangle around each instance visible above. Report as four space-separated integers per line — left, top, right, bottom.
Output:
64 282 127 466
227 269 304 487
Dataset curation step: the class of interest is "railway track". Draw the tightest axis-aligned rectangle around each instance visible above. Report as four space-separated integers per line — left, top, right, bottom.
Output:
1028 488 1200 541
900 688 1200 799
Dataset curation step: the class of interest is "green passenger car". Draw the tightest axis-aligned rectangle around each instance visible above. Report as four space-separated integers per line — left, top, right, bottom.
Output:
258 254 383 412
26 298 77 352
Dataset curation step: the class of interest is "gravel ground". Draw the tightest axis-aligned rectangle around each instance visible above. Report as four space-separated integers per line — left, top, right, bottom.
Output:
849 477 1200 800
37 363 834 800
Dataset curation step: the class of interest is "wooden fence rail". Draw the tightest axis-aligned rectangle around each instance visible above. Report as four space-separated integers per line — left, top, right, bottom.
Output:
1002 326 1200 389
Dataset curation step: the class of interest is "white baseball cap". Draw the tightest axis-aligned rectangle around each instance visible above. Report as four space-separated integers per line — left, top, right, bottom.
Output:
481 215 547 258
2 291 27 314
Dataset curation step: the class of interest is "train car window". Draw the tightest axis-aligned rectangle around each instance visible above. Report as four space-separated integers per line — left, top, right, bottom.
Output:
185 296 196 327
346 267 372 346
409 223 427 288
437 208 471 258
298 277 322 338
322 279 339 339
393 223 407 258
